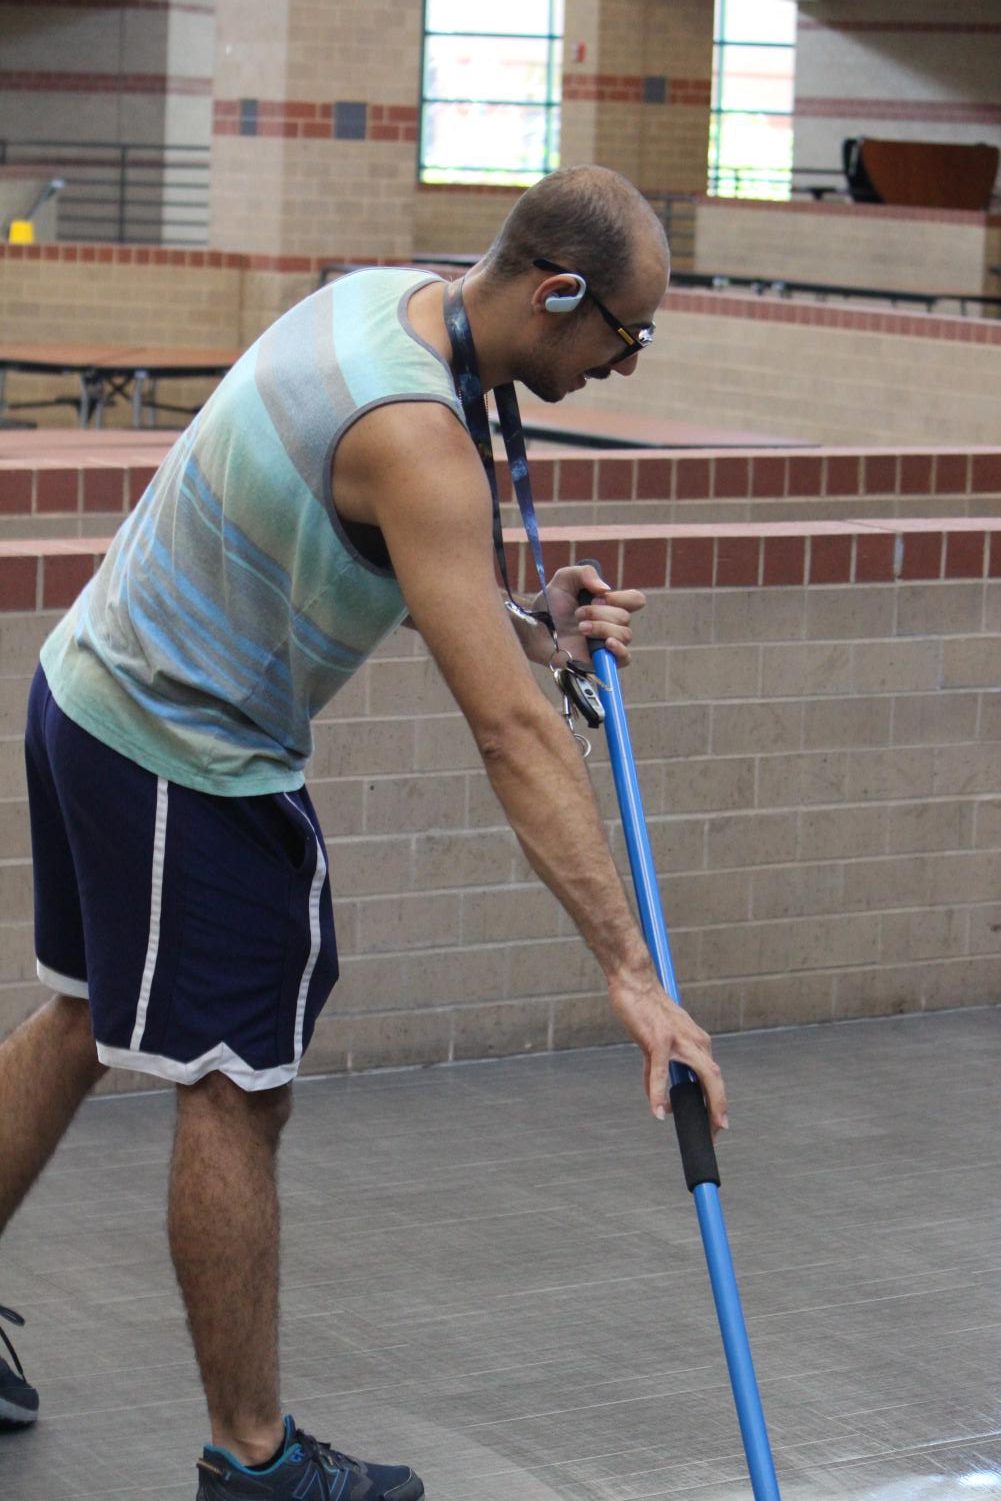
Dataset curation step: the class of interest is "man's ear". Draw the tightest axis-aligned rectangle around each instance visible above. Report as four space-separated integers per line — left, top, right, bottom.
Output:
543 274 587 313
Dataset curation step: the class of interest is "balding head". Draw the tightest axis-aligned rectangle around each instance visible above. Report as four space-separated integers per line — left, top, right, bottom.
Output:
481 165 670 304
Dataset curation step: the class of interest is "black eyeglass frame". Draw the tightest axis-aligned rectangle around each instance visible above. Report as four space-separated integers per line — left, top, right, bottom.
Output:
532 257 656 364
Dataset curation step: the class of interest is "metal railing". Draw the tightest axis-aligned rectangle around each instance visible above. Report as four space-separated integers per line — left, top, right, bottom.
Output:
0 139 210 245
706 164 848 201
670 269 1001 318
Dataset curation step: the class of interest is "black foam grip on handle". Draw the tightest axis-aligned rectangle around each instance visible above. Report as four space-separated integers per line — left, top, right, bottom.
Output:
670 1079 722 1192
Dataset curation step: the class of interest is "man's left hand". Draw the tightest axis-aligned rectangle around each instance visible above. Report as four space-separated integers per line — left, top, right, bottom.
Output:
537 563 646 667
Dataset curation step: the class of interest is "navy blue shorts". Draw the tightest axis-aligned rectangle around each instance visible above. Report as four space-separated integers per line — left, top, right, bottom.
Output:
24 666 339 1091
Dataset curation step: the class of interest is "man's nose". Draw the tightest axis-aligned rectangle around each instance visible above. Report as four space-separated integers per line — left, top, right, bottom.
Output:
613 352 640 376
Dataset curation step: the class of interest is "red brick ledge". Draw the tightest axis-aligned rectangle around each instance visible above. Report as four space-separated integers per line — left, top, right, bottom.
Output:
0 70 211 96
3 448 1000 517
562 74 710 106
4 522 999 611
511 520 1001 591
798 18 1001 33
664 285 1001 345
696 194 994 228
4 242 996 344
795 97 1001 127
213 100 419 143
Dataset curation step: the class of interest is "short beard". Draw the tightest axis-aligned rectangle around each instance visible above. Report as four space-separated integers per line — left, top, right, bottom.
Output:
514 324 585 405
518 366 567 404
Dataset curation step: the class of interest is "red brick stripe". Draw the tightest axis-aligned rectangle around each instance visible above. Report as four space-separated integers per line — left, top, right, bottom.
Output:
698 195 990 226
663 285 1001 348
796 97 1001 126
1 241 999 347
23 0 212 9
502 521 1001 594
0 69 210 96
561 74 710 106
213 100 419 143
4 448 998 520
798 18 1001 33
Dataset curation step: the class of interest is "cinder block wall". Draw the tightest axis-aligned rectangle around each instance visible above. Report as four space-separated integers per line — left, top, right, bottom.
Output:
572 287 1001 447
693 199 1000 299
3 243 1001 445
1 473 999 1093
794 1 1001 171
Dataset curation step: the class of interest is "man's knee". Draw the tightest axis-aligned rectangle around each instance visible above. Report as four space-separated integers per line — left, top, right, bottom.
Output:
39 993 106 1079
177 1071 293 1141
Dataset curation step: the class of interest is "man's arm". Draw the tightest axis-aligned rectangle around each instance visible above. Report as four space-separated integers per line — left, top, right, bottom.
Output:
332 401 727 1132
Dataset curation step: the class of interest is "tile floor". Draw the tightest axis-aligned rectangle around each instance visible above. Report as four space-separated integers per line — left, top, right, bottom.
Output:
2 1004 1000 1500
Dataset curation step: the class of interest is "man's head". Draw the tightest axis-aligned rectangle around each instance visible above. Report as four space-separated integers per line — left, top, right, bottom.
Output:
478 165 670 403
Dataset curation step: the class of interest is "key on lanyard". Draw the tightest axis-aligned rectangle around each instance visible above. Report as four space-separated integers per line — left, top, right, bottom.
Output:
551 657 605 757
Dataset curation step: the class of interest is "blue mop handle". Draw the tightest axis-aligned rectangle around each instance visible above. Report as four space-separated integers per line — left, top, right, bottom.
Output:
578 569 781 1501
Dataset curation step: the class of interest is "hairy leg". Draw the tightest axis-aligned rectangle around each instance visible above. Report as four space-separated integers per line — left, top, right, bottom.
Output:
0 994 107 1234
168 1072 292 1465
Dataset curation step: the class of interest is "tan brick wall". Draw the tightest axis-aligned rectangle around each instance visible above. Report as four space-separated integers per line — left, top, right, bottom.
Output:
572 290 1001 446
414 190 518 259
209 0 420 257
0 248 244 429
1 516 999 1090
0 3 172 144
3 247 1000 442
694 199 997 298
0 0 214 244
794 0 1001 173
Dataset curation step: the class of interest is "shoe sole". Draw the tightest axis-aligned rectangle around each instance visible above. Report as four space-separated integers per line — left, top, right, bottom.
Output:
0 1394 39 1425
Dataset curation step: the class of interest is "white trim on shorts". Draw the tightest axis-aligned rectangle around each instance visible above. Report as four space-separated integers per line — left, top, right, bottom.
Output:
96 1040 301 1091
130 775 169 1050
284 791 327 1066
36 961 89 1000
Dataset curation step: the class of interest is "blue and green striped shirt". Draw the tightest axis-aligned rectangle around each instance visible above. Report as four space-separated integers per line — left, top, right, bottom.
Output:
41 268 464 794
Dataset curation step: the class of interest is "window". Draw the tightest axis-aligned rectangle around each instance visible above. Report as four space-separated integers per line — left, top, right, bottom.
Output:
709 0 797 200
419 1 564 187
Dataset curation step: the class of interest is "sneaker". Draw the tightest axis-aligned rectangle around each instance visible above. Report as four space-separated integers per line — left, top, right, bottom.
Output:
0 1304 39 1428
195 1414 423 1501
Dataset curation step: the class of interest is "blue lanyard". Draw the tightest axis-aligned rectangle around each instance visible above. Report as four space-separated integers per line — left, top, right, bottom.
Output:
443 276 559 653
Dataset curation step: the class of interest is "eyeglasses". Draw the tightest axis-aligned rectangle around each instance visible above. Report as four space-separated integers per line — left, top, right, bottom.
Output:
533 257 656 364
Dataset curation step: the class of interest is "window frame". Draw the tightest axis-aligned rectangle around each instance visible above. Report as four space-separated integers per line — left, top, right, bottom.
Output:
709 0 797 201
418 2 564 187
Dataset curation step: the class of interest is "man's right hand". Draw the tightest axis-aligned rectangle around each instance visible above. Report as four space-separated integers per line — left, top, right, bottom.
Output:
608 959 728 1135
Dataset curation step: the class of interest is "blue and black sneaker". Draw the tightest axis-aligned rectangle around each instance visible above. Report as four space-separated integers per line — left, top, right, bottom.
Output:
0 1304 39 1428
195 1415 423 1501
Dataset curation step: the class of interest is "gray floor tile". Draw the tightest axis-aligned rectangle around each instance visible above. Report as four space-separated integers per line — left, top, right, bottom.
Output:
1 1005 1000 1498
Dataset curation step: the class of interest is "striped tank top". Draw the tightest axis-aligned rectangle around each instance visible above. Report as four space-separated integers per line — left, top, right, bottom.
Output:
40 268 465 796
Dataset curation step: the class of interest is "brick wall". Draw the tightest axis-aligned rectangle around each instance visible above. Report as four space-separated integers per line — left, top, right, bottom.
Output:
1 462 999 1092
5 443 1001 541
414 187 520 260
3 243 1000 443
0 0 215 242
209 0 422 258
794 1 1001 174
694 198 1000 299
573 285 1001 447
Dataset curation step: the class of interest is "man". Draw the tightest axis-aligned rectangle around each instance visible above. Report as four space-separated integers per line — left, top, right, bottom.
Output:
0 165 726 1500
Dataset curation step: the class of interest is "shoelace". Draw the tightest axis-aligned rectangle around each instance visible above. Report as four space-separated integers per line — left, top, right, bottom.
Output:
0 1304 28 1381
292 1429 360 1500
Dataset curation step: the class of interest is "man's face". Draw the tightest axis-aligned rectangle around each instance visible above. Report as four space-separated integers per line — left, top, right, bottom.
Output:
517 246 668 405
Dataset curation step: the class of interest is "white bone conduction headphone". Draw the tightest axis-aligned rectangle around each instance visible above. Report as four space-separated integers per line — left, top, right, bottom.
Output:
544 273 587 312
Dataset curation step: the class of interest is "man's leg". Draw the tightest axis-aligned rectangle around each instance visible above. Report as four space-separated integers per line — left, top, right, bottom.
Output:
0 994 107 1235
168 1071 292 1467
